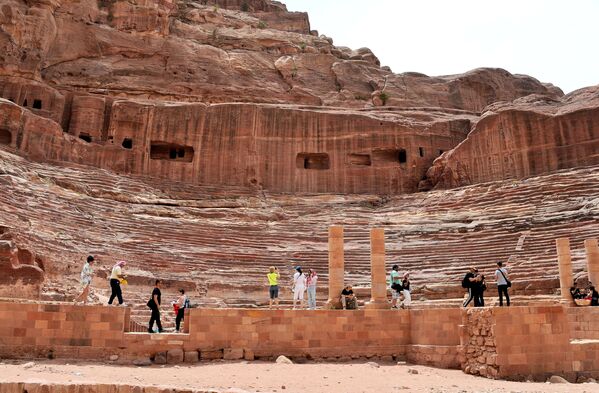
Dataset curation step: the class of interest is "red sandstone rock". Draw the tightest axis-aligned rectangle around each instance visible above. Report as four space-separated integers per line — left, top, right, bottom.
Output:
426 86 599 189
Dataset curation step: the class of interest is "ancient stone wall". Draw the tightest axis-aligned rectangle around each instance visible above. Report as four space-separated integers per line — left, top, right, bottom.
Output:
0 301 460 367
0 98 472 194
460 305 599 382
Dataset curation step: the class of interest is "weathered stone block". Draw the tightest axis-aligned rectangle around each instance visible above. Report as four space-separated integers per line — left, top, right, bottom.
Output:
200 349 223 360
184 351 199 363
167 348 184 364
223 348 244 360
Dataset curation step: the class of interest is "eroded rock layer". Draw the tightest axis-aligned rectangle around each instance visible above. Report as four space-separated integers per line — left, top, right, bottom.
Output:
1 0 598 307
427 87 599 189
0 148 597 307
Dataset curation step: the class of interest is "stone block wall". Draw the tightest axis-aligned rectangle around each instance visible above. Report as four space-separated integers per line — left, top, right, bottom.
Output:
460 305 599 381
0 301 461 367
567 307 599 340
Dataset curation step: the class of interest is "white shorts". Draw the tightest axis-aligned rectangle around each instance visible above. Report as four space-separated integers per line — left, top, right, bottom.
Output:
293 286 305 300
392 289 401 299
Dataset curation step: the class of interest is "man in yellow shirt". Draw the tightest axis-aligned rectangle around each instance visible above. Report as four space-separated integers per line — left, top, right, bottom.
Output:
267 266 280 309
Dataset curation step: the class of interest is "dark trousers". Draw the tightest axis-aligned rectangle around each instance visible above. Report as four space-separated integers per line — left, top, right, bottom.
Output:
463 288 474 307
498 285 510 306
108 279 123 305
175 307 185 332
149 306 163 332
474 290 484 307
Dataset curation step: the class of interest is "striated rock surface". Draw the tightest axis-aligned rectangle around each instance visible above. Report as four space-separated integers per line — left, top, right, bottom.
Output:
426 86 599 189
0 0 598 307
0 147 597 308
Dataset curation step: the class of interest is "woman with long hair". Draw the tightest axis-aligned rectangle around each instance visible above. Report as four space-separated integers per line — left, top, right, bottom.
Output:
306 269 318 310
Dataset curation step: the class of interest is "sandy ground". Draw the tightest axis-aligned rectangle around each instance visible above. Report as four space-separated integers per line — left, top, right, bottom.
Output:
0 360 596 393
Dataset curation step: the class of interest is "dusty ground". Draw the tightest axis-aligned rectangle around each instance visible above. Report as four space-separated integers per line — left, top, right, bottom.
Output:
0 360 596 393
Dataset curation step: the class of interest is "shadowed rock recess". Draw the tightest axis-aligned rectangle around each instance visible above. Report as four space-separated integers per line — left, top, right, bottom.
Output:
0 0 598 308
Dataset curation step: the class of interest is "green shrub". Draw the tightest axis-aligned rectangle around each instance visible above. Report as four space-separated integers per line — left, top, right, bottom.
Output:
379 92 389 105
257 20 267 29
240 2 249 12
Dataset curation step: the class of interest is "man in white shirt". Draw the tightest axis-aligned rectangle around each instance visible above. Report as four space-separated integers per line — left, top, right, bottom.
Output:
494 261 510 306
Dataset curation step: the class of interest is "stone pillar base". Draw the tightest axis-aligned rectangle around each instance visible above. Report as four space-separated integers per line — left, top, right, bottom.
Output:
324 300 342 310
364 300 391 309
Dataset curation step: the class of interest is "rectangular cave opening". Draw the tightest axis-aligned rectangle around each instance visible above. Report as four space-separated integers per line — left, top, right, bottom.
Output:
0 129 12 145
372 148 407 165
150 142 194 163
122 138 133 149
296 153 330 170
79 134 92 143
32 99 42 110
419 147 425 157
348 153 372 166
22 99 28 107
439 149 444 156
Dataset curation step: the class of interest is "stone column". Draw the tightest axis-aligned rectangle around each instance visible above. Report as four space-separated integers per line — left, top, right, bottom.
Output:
325 226 345 309
585 239 599 287
365 228 391 309
556 238 575 305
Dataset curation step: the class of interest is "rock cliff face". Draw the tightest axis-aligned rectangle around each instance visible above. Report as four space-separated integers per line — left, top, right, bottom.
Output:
426 87 599 189
1 0 598 305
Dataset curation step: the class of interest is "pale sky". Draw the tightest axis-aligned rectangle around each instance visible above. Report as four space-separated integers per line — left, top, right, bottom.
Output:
284 0 599 94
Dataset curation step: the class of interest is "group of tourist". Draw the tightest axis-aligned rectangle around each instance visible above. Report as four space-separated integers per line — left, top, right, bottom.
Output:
570 284 599 306
462 262 511 307
74 256 190 333
266 264 412 310
74 253 596 333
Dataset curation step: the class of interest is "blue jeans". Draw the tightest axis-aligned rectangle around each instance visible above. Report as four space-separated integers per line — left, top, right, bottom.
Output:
307 286 317 309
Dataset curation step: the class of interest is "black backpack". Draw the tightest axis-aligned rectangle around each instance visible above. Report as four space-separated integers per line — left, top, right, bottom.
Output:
461 274 471 288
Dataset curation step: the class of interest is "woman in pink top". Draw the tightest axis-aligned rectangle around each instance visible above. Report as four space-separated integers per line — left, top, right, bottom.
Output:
306 269 318 310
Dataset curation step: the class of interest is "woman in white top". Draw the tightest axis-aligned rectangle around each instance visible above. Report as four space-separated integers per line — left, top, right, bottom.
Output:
306 269 318 310
292 266 307 309
74 255 94 304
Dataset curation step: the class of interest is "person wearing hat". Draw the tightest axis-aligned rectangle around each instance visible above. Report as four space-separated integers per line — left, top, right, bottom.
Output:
74 255 95 305
292 266 306 309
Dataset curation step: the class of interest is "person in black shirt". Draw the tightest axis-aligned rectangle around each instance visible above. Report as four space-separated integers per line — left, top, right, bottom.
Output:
590 286 599 306
147 279 163 333
462 267 481 307
340 285 357 309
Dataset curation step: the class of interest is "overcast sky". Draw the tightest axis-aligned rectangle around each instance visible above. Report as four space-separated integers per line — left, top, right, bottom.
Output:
284 0 599 94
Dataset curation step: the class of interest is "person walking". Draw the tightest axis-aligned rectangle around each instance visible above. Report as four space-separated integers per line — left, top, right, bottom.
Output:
174 289 189 332
401 272 412 308
462 267 481 307
108 260 126 306
147 279 163 333
267 266 280 309
494 261 511 307
306 269 318 310
292 266 306 309
390 265 402 308
74 255 94 304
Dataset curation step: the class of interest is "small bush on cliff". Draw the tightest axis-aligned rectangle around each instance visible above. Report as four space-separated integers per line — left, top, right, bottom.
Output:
257 20 267 29
241 2 250 12
379 92 389 105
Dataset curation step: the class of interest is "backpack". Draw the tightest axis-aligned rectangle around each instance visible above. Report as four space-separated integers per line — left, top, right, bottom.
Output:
461 274 471 288
183 297 191 309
